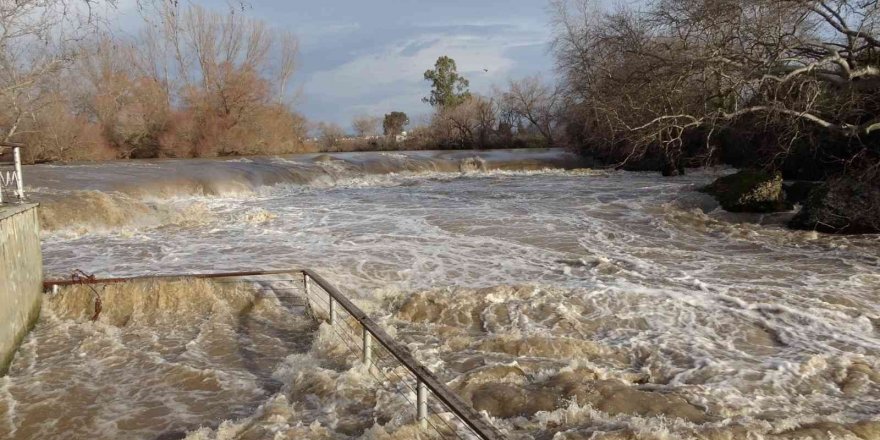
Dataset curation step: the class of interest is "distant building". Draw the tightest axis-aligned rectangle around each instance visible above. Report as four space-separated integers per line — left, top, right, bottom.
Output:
395 131 408 143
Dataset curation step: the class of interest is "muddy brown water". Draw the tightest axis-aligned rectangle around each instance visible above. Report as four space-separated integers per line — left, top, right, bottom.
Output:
1 149 879 439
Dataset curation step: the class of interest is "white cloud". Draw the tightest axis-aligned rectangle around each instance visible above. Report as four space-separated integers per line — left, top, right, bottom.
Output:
296 22 362 46
296 20 554 124
305 26 547 101
347 90 430 121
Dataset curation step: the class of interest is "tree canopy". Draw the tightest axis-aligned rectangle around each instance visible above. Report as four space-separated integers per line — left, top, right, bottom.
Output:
383 111 409 136
423 56 471 108
352 115 381 137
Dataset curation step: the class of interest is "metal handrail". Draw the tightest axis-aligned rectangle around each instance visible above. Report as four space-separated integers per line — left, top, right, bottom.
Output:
303 270 504 440
0 144 26 203
43 269 300 287
43 269 505 440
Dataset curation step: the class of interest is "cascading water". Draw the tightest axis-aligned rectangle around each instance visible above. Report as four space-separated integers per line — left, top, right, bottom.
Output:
1 149 878 439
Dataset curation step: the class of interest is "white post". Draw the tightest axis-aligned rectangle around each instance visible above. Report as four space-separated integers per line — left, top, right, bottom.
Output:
329 295 337 325
417 380 428 429
13 147 24 200
362 327 372 365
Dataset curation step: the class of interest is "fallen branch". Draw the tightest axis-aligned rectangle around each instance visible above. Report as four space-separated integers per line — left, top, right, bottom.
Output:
70 269 103 321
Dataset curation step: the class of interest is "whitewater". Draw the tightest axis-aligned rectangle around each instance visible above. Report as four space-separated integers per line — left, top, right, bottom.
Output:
1 148 878 439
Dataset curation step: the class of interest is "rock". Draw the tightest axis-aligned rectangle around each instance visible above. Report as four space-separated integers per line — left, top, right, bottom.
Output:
661 160 686 177
784 181 821 205
701 169 790 213
789 176 880 234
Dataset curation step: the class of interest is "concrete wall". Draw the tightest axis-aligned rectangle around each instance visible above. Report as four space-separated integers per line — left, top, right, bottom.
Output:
0 204 42 376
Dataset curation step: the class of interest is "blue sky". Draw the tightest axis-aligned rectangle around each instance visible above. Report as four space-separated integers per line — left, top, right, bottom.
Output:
119 0 557 129
255 0 557 128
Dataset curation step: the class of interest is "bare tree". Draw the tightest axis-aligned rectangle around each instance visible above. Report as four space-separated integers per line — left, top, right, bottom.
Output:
140 3 304 157
352 115 381 137
499 76 564 146
317 122 346 150
551 0 880 170
0 1 307 162
436 95 497 148
0 0 116 146
276 32 299 105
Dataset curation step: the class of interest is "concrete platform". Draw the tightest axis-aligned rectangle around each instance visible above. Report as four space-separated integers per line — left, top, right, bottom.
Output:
0 203 42 375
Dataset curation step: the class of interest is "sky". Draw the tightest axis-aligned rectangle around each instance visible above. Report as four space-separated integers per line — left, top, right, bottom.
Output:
117 0 558 129
268 0 557 128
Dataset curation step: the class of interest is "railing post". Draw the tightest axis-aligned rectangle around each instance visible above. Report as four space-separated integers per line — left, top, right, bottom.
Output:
299 270 505 440
417 380 428 429
13 147 24 200
306 272 321 321
329 294 337 325
362 327 372 365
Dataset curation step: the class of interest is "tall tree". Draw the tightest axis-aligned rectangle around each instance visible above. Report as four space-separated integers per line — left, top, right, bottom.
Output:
383 111 409 136
423 56 471 108
352 115 381 137
499 76 563 147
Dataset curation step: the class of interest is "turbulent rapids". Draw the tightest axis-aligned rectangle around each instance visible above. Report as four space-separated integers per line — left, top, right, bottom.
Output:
2 149 879 439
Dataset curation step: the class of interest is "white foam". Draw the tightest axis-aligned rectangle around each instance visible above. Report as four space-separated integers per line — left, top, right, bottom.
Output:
9 153 880 439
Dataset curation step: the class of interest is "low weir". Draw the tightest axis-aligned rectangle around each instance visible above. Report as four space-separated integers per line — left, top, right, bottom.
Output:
41 270 504 439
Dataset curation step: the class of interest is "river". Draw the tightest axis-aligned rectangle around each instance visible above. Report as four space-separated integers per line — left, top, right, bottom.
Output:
1 149 878 439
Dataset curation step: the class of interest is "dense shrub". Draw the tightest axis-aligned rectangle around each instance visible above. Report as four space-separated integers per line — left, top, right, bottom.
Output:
2 4 307 163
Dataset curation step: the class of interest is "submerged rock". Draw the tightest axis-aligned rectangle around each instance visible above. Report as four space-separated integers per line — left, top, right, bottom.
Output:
701 169 790 213
789 176 880 234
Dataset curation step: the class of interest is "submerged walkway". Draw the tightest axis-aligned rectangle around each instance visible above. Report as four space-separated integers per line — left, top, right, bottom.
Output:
18 269 504 439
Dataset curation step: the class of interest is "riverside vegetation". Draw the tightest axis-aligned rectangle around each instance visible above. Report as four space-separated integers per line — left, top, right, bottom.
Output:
1 0 878 234
550 0 880 234
0 2 561 163
0 2 305 162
